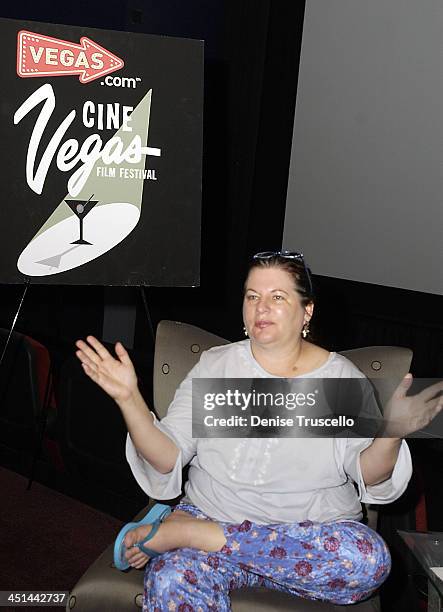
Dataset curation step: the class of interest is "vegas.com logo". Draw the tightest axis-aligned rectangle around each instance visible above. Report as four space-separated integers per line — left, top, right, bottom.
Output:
17 30 124 83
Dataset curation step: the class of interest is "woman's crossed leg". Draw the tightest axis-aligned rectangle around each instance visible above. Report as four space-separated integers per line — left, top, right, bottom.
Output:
126 503 390 609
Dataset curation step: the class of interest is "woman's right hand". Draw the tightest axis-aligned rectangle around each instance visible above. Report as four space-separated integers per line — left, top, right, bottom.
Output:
75 336 138 404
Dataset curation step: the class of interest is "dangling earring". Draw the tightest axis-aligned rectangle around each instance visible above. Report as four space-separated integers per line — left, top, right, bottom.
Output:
301 322 310 339
243 325 249 337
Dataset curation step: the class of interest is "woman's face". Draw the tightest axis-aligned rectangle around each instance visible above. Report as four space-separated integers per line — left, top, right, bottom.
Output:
243 266 313 349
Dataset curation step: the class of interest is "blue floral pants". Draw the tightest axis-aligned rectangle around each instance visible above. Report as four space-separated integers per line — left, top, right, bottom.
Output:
144 503 391 611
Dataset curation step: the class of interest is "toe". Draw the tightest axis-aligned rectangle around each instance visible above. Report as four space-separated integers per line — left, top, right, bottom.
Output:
132 557 149 569
123 529 137 549
125 545 141 561
127 546 149 568
124 525 149 548
129 551 148 566
133 559 148 569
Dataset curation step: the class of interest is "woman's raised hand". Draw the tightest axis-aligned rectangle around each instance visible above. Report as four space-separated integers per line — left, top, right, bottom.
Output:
382 374 443 438
75 336 138 404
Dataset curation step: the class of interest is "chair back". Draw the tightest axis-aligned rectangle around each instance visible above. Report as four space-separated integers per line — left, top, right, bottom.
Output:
153 320 229 419
153 322 413 418
339 346 413 408
0 329 51 459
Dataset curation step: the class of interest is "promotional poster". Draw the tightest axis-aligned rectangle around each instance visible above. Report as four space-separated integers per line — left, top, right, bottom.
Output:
0 18 203 286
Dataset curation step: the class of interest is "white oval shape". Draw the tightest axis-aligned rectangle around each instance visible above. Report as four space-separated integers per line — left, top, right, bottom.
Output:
17 202 140 276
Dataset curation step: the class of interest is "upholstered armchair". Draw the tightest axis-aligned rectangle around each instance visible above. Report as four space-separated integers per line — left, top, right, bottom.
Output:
67 320 412 612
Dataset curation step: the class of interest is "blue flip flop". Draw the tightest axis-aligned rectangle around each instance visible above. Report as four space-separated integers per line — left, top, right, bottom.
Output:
113 503 172 570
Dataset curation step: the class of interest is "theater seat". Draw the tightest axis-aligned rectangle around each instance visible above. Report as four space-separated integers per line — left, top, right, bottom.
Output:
0 328 55 476
67 320 413 612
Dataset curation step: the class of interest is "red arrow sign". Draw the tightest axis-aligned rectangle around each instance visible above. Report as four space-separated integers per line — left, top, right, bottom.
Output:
17 30 124 84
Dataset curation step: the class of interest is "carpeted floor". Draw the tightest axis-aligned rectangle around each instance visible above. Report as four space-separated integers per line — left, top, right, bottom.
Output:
0 466 123 608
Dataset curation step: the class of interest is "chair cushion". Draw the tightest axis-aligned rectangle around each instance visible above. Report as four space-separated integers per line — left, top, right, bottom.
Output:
68 539 379 612
67 542 144 611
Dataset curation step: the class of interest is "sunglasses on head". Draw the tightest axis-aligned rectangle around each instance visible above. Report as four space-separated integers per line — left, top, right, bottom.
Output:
252 251 313 296
253 250 305 262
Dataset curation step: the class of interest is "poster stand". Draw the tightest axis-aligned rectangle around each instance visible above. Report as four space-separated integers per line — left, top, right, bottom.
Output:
0 278 53 490
139 287 155 347
0 278 30 368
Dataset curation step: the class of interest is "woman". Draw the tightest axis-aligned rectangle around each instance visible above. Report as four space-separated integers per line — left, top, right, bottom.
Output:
76 251 442 610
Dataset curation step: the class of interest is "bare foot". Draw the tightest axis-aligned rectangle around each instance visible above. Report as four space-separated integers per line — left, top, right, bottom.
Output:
124 511 226 569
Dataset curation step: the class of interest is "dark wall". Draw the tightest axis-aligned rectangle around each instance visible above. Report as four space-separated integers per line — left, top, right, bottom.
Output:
0 0 128 28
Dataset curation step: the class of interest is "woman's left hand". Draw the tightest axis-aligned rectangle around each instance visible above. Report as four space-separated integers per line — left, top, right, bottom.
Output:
381 374 443 438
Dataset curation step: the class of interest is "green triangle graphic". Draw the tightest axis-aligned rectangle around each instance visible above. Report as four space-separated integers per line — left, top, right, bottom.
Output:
32 89 153 241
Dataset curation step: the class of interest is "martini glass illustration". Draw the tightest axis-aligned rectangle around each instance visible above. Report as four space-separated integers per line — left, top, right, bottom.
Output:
65 195 98 245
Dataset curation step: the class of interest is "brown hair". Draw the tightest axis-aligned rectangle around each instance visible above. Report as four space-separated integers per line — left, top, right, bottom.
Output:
245 255 314 306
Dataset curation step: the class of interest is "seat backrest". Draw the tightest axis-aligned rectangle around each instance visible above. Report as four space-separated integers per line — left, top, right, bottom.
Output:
153 320 229 419
153 321 413 418
339 346 413 408
0 329 51 451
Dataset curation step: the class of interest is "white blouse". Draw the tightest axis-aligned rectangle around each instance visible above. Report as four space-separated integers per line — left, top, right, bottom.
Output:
126 341 412 524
